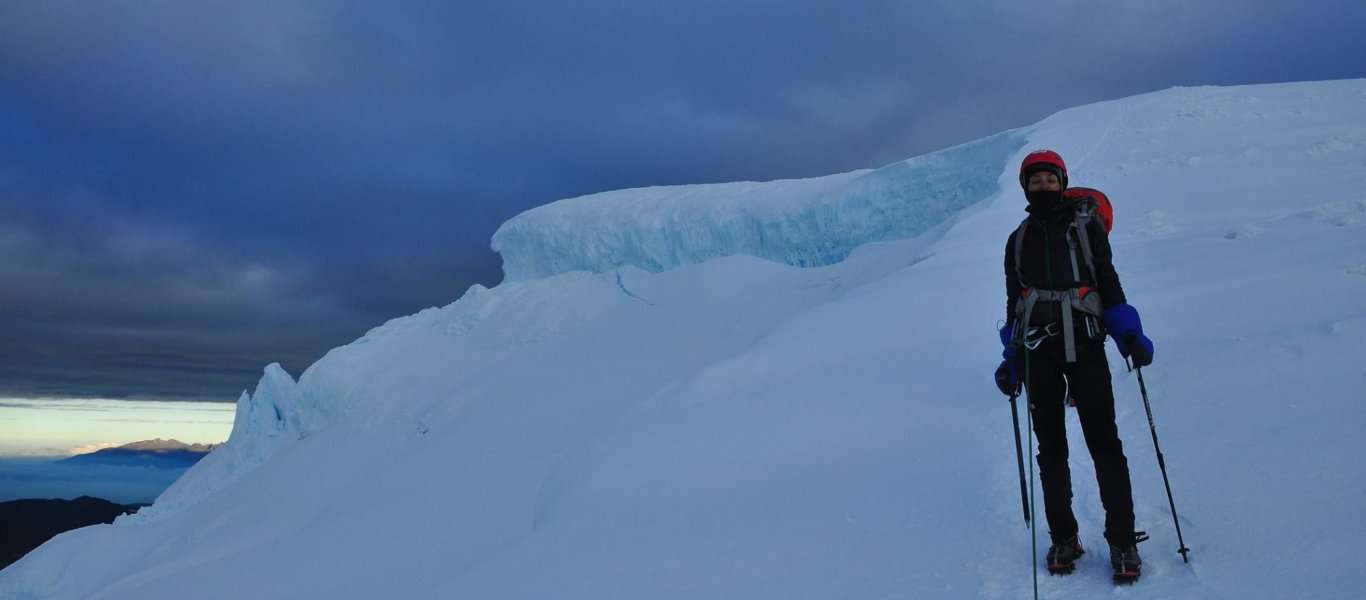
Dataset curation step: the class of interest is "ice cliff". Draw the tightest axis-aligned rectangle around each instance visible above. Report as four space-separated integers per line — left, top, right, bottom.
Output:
492 131 1026 280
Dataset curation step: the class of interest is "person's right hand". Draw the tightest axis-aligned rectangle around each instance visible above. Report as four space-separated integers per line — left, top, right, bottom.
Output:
995 359 1020 396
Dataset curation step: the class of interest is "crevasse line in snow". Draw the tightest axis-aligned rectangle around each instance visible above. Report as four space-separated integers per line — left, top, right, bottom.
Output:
492 131 1027 280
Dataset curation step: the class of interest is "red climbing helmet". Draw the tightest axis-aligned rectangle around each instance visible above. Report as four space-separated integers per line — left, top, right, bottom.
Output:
1019 149 1068 190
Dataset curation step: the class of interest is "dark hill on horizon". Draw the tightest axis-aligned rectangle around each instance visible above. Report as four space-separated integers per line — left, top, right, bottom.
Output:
0 496 140 571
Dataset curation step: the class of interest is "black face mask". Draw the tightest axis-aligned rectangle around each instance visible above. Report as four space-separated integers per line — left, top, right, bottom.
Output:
1025 189 1064 211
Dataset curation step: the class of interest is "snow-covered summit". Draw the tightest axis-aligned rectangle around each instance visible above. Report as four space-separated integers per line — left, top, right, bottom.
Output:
3 78 1365 599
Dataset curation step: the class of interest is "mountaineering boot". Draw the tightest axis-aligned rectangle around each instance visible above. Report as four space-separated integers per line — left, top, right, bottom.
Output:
1045 535 1084 574
1110 542 1142 583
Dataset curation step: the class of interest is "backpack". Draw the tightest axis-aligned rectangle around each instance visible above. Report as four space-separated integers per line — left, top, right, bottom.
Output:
1010 186 1115 363
1065 187 1113 233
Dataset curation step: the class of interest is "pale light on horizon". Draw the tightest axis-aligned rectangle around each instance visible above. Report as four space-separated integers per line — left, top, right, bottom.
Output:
66 441 133 455
0 397 234 457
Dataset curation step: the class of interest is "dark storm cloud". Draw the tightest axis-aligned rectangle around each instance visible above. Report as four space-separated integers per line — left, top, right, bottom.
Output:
2 1 1365 400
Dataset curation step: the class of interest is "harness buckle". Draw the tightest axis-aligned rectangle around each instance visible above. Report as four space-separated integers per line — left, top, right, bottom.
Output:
1023 323 1061 350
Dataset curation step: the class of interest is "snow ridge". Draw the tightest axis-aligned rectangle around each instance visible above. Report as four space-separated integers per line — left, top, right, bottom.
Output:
492 131 1026 280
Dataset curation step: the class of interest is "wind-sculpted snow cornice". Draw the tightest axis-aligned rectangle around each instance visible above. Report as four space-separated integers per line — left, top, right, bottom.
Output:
492 131 1027 281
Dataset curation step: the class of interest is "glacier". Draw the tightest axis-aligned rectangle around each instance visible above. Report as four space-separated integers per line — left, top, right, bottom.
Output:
492 130 1026 280
3 78 1365 599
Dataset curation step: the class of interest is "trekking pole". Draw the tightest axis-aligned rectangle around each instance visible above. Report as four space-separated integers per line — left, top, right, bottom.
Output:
1008 389 1030 526
1133 365 1192 563
1024 353 1039 600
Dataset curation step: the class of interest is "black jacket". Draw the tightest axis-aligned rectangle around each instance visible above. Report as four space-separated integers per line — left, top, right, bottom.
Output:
1004 204 1126 326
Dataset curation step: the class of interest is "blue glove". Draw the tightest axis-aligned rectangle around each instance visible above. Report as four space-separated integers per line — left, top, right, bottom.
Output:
1103 304 1155 367
996 323 1022 395
995 359 1021 396
999 323 1018 361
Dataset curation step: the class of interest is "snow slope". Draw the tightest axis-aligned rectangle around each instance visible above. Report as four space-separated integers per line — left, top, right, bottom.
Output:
3 79 1365 600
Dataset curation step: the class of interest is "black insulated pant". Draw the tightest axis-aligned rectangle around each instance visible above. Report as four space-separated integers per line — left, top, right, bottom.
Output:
1025 333 1136 546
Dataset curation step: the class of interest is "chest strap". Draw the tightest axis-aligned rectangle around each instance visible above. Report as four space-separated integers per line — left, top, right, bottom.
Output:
1012 210 1099 292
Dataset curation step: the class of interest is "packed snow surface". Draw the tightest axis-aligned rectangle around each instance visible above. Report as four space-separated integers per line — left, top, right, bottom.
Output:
4 79 1365 599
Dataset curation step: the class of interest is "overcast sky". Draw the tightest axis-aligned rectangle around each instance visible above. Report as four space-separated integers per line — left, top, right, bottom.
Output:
3 1 1365 402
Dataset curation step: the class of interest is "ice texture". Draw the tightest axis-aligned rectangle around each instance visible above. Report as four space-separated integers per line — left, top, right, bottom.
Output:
492 131 1027 280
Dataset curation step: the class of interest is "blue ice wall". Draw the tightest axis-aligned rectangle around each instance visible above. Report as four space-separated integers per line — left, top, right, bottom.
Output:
493 131 1025 280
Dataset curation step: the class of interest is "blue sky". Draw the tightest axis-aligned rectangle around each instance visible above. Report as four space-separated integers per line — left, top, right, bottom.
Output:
3 1 1365 402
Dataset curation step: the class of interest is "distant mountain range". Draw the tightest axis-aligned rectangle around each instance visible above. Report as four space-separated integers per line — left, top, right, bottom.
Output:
0 496 140 571
59 438 217 469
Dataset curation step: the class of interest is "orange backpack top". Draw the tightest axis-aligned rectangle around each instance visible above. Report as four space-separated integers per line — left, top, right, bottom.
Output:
1064 186 1114 233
